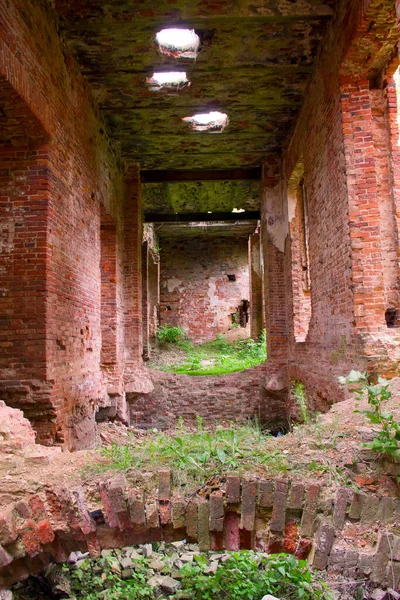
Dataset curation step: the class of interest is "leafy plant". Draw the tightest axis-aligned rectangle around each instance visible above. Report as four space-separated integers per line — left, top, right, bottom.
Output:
97 419 291 486
157 324 187 344
180 551 334 600
292 380 311 424
339 370 400 460
65 555 154 599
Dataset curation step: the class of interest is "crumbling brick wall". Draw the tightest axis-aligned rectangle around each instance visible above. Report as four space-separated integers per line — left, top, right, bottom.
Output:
0 0 143 449
159 236 250 343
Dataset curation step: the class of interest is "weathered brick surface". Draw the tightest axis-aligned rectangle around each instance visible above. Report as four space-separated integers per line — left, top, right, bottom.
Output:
226 475 241 504
270 479 289 533
0 475 398 588
209 491 224 532
241 480 257 531
159 236 250 343
300 483 320 537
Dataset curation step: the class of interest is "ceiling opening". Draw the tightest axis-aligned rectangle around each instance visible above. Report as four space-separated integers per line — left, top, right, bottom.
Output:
146 72 190 91
155 28 200 59
183 111 229 132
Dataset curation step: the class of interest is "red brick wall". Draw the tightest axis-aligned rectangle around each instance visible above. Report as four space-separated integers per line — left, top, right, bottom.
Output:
0 0 142 448
159 236 250 343
260 0 400 408
249 231 263 340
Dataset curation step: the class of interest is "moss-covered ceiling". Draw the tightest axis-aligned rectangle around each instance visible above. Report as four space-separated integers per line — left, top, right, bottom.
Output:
55 0 334 174
142 180 260 213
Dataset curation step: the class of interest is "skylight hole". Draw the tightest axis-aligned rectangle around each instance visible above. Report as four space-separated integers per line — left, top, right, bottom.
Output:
146 72 190 91
182 111 229 132
155 28 200 59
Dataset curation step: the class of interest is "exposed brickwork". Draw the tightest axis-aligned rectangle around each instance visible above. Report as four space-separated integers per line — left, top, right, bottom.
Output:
249 230 263 340
0 0 145 448
159 236 250 343
0 470 398 588
130 364 288 431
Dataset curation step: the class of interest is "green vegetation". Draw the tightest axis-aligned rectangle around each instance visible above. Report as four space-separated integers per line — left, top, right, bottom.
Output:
180 552 334 600
63 551 334 600
292 380 310 424
157 324 187 344
339 370 400 460
153 328 267 376
65 554 153 599
100 418 288 485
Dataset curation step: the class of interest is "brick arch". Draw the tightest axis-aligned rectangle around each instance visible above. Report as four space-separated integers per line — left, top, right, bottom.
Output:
0 470 398 589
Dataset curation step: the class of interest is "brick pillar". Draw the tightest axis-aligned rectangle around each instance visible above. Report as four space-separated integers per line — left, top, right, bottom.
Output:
340 79 388 332
260 163 288 362
123 168 143 369
249 230 263 340
148 252 160 341
142 240 150 360
100 207 120 389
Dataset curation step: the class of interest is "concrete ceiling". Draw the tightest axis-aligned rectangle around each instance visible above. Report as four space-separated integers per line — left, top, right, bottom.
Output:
55 0 335 173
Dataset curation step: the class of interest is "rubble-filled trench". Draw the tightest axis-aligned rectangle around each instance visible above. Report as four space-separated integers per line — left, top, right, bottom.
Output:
0 395 399 599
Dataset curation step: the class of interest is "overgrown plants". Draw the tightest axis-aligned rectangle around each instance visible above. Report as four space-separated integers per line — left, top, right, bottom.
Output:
152 326 267 376
339 370 400 460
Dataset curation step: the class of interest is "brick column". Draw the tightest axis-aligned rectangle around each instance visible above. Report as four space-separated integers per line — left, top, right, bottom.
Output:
340 79 386 332
249 230 263 340
260 163 289 363
123 168 143 369
142 241 150 360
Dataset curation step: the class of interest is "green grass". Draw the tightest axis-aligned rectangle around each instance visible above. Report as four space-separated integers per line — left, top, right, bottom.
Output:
98 418 288 487
152 330 267 376
63 551 334 600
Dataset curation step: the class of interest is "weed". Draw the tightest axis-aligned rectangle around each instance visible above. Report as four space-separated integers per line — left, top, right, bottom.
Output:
180 551 334 600
97 420 291 486
157 324 187 345
339 370 400 460
291 380 311 424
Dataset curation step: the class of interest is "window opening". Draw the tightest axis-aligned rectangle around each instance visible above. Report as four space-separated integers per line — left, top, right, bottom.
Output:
385 307 398 328
146 72 190 92
155 28 200 59
182 111 229 132
227 274 236 281
288 161 312 343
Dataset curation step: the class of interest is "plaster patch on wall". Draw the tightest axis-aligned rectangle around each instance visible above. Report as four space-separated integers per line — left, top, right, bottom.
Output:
0 219 15 253
167 277 182 293
288 188 298 223
263 181 289 253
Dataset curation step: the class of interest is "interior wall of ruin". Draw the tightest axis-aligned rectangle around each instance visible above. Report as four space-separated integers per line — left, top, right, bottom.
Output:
260 0 400 409
159 236 250 343
0 0 145 449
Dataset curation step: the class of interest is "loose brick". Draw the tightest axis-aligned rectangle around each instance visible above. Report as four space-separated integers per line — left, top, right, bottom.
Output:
209 491 224 532
287 482 305 510
226 475 241 504
300 483 320 537
224 511 240 551
172 499 186 530
158 470 171 501
241 480 257 531
145 502 159 530
333 487 352 530
186 502 198 542
257 480 274 508
36 520 54 544
312 521 335 570
0 507 17 545
198 501 210 551
270 479 288 533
